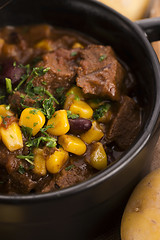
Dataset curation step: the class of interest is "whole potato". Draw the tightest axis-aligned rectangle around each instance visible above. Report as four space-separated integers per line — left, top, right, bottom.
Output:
121 168 160 240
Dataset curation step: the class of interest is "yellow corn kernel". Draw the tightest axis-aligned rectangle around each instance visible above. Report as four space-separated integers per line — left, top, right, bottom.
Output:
35 39 53 51
58 135 86 155
64 86 84 110
66 86 84 100
0 116 3 140
69 100 93 119
0 122 23 151
89 142 107 170
0 116 2 125
80 121 104 144
46 148 69 174
87 100 105 110
2 43 17 58
47 110 70 136
98 110 112 123
0 105 14 117
33 148 47 176
72 42 84 49
19 108 45 136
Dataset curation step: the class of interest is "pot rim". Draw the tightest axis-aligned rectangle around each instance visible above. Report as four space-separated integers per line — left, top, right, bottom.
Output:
0 0 160 203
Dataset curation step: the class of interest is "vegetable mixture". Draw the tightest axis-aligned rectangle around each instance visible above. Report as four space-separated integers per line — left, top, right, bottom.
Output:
0 24 142 194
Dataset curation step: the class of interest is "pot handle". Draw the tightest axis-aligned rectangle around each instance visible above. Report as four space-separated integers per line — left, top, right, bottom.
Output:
136 17 160 42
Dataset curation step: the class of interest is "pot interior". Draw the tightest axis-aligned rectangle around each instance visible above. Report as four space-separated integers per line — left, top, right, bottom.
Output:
0 0 159 196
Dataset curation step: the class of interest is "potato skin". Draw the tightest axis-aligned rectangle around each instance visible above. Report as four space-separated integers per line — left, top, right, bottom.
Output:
121 168 160 240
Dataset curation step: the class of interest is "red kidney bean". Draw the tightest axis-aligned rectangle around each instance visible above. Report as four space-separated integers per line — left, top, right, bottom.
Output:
0 59 25 84
68 118 92 135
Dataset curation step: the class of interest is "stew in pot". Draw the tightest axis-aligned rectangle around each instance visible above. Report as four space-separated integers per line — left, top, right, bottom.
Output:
0 24 142 194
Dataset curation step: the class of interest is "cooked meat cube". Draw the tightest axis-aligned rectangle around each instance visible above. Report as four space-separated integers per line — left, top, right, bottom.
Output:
55 162 95 189
106 96 141 150
31 48 78 94
8 91 37 111
51 35 77 50
76 45 125 100
0 144 37 194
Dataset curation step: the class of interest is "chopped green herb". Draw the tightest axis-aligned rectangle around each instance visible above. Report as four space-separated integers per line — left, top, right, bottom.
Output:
42 81 47 85
26 116 30 119
5 78 12 94
20 94 25 99
71 51 77 56
67 110 79 119
33 122 38 127
65 165 75 171
57 69 61 72
40 124 54 134
42 97 55 119
99 54 107 62
13 61 17 67
33 86 45 95
5 104 10 110
10 135 14 139
14 64 30 92
29 109 38 115
18 164 25 174
93 103 110 120
26 136 57 148
56 87 64 95
21 126 33 138
17 154 34 165
32 66 50 77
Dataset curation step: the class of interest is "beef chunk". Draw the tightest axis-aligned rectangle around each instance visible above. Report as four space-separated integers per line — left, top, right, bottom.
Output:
40 158 95 193
8 91 36 111
0 144 37 194
51 35 77 51
31 48 78 94
55 160 95 189
106 96 141 150
76 45 125 100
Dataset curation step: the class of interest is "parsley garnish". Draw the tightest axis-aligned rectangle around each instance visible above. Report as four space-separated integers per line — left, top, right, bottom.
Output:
21 126 33 138
26 136 57 148
56 87 64 95
71 51 77 56
33 122 38 127
67 111 79 119
18 164 25 174
14 64 30 92
93 104 110 120
40 124 54 135
29 109 38 115
99 54 107 62
5 78 12 94
42 97 55 119
65 165 75 171
17 154 34 165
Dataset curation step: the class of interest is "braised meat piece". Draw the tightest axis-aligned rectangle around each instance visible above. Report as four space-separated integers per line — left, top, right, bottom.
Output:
0 143 37 194
50 35 77 51
106 96 141 150
30 48 79 94
76 45 125 101
8 91 37 111
41 158 95 193
55 166 93 189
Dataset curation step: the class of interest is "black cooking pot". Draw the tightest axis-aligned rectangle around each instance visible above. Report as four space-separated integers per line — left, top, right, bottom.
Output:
0 0 160 239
